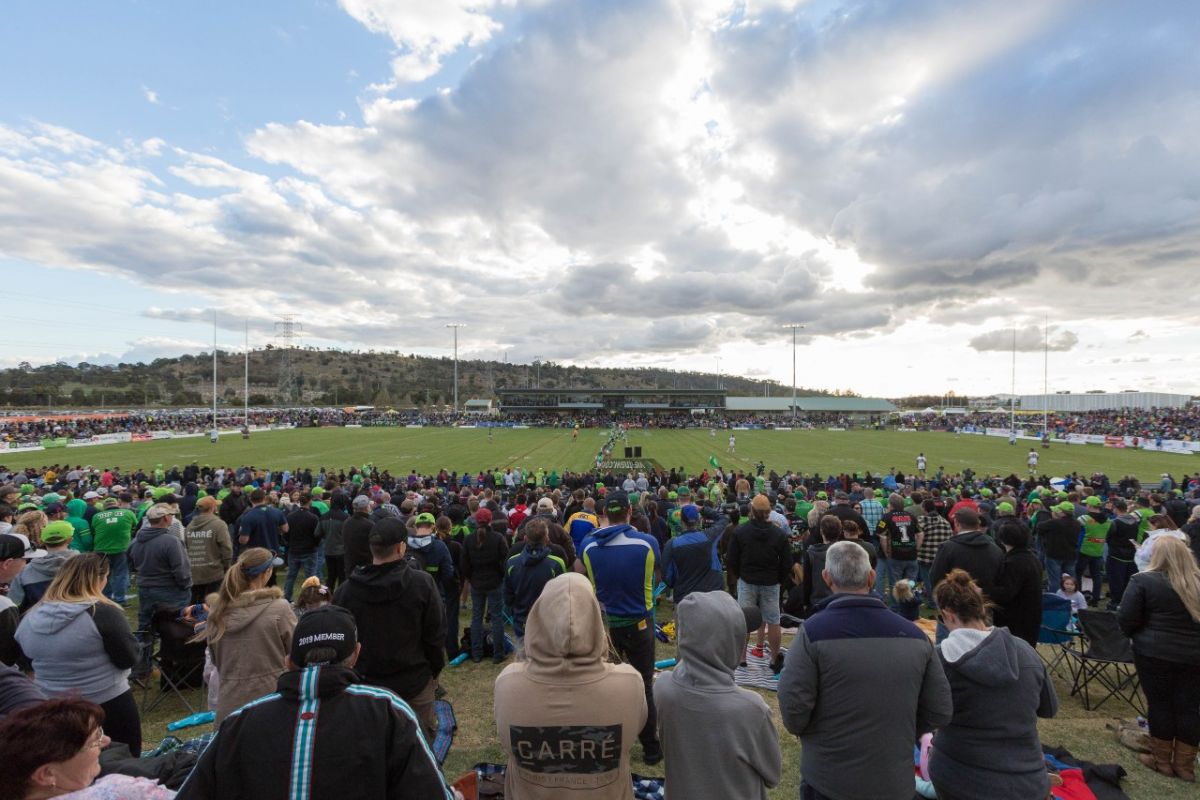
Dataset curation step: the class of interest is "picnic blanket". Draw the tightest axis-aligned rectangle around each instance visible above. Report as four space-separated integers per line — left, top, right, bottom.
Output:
734 643 783 691
432 699 457 765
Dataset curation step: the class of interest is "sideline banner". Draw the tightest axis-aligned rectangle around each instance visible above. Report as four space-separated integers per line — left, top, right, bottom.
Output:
1103 436 1126 449
40 437 71 449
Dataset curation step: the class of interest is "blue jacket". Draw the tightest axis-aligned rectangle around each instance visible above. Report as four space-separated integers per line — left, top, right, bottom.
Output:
581 524 660 627
503 545 567 636
661 515 728 605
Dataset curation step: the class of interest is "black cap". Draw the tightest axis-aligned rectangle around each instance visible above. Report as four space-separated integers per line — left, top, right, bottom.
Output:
290 605 358 666
604 490 630 513
0 533 45 560
368 517 408 548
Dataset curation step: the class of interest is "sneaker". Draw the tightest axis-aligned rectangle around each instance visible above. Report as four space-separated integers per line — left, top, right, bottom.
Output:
770 655 785 675
642 744 664 766
750 646 764 659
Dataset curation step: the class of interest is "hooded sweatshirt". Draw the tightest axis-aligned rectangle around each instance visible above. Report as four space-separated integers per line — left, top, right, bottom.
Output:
66 499 93 551
930 626 1058 800
183 512 233 586
494 573 647 800
209 588 296 722
7 549 77 610
927 530 1004 600
128 525 192 591
15 600 139 704
726 517 791 588
504 544 567 637
654 591 781 800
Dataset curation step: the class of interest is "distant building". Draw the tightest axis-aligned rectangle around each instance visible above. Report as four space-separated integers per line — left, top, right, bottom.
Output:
496 388 725 414
724 396 896 421
1017 391 1191 412
463 398 494 415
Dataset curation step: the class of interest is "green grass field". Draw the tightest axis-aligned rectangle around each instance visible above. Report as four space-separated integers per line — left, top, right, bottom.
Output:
129 599 1188 799
3 427 1192 481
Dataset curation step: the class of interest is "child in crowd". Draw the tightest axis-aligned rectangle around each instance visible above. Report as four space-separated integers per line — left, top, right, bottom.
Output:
1055 574 1087 612
294 575 331 616
893 579 921 621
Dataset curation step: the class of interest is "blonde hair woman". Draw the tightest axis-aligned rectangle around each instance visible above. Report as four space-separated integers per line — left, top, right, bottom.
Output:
13 509 48 547
15 553 143 753
1117 536 1200 781
200 548 296 722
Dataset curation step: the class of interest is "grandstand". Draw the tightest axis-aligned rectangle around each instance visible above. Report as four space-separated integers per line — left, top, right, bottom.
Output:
1017 391 1192 412
494 388 897 419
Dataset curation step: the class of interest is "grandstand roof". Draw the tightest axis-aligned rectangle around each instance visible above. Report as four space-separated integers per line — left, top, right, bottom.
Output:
725 396 897 413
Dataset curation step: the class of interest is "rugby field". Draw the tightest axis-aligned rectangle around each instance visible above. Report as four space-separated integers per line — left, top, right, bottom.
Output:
1 426 1191 481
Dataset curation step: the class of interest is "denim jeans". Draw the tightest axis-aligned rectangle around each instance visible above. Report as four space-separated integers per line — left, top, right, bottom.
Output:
874 556 891 595
1043 557 1075 590
1106 558 1136 608
103 551 130 604
471 587 505 659
284 552 321 600
1075 554 1104 603
889 558 919 585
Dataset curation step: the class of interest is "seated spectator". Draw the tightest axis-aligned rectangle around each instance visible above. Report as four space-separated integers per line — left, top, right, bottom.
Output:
0 662 45 720
1055 574 1087 612
655 591 781 799
177 606 454 800
930 569 1058 800
197 548 296 723
15 554 143 755
0 698 175 799
1 533 41 665
494 573 647 799
8 520 78 611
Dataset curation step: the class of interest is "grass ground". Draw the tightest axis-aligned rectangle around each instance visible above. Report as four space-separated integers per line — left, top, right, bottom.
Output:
130 597 1192 799
3 426 1191 482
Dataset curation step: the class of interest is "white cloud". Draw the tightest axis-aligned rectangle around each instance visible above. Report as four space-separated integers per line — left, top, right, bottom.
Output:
969 326 1079 353
142 85 160 105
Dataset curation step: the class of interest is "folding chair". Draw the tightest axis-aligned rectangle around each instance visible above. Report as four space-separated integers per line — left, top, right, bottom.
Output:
1037 592 1078 681
141 607 205 714
1064 609 1145 714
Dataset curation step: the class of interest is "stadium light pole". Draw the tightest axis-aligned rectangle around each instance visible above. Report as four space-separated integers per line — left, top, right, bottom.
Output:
783 324 806 422
244 319 250 428
212 310 218 438
445 323 465 412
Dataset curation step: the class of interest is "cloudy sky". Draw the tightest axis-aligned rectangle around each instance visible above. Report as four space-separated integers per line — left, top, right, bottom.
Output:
1 0 1197 398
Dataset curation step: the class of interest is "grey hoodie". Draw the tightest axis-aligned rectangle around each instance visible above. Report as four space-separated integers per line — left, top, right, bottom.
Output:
7 549 77 609
15 600 139 704
129 524 191 591
654 591 781 800
930 626 1058 800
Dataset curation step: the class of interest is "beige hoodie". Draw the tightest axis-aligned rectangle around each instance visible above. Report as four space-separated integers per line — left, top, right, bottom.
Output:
210 587 296 722
494 573 647 799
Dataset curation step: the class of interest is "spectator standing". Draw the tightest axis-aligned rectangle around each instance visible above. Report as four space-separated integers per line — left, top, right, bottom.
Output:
986 521 1044 648
332 517 445 740
128 503 192 635
503 519 566 659
462 507 511 664
494 573 647 799
580 490 663 764
89 494 137 605
778 541 952 800
201 547 296 723
233 490 288 567
1106 497 1141 610
655 591 781 800
660 505 729 605
800 516 842 616
0 534 39 666
1076 495 1111 605
178 606 454 800
1117 536 1200 782
727 495 791 673
282 494 321 601
929 569 1058 799
183 496 232 603
341 494 375 577
928 508 1004 602
916 499 952 596
877 493 920 586
1037 502 1082 589
317 491 350 592
15 554 143 754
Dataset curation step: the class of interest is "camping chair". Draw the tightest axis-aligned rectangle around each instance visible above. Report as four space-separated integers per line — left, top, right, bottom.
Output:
1037 592 1078 681
1064 609 1144 714
140 607 205 714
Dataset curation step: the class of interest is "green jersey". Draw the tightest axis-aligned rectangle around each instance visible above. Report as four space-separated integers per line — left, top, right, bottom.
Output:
90 508 137 554
312 500 330 516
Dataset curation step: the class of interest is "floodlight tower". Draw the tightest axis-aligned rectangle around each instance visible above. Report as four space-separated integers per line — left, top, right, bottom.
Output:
782 324 806 421
445 323 466 412
274 315 304 403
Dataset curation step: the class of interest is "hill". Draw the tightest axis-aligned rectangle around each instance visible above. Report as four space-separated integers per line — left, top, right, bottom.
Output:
0 349 845 409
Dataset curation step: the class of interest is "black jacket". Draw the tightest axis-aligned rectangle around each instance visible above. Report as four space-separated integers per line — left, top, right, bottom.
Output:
341 512 375 576
332 560 445 698
284 508 321 556
176 665 453 800
1106 514 1140 561
989 547 1044 646
218 493 249 527
727 518 791 587
460 528 510 592
1117 570 1200 665
503 545 568 637
1036 516 1079 561
928 531 1005 600
800 541 833 614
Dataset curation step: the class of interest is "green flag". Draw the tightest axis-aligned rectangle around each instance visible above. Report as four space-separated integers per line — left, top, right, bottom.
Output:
708 455 720 470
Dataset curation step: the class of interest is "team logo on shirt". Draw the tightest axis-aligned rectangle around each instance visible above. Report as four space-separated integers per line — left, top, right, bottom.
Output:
509 724 622 786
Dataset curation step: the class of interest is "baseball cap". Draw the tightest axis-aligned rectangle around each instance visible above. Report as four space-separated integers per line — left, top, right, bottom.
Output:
676 487 691 498
604 490 630 513
1084 495 1102 507
290 605 358 667
995 502 1014 515
680 505 700 523
0 533 46 560
751 494 772 512
311 487 325 497
834 491 849 502
145 503 174 521
980 488 993 498
352 495 371 511
41 493 63 505
667 491 678 500
413 512 436 527
41 520 75 545
474 508 493 525
103 497 120 509
1055 501 1075 514
83 491 100 500
1026 497 1043 506
42 502 66 515
536 497 554 512
368 517 408 548
816 491 828 500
